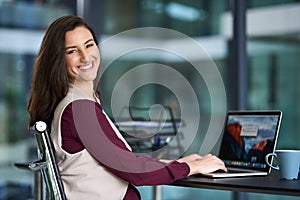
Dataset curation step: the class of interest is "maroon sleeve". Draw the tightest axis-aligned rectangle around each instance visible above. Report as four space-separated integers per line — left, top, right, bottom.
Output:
60 100 190 186
61 104 85 153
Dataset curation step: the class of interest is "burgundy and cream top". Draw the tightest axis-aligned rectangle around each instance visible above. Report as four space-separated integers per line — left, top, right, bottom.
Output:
51 84 189 200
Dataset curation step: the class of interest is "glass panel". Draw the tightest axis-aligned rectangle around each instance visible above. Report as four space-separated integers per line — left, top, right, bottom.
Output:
101 0 229 36
247 1 300 149
248 0 300 8
4 0 300 199
0 1 74 198
99 0 230 157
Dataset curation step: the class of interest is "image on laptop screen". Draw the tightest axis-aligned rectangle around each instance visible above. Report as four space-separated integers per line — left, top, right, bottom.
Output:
218 111 282 172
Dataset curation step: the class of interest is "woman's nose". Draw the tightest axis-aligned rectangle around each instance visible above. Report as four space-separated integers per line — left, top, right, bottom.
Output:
80 50 89 62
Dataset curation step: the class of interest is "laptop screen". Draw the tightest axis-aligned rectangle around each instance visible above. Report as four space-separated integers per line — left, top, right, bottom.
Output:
218 110 282 172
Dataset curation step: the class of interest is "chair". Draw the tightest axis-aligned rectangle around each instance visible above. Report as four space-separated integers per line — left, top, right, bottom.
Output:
15 121 66 200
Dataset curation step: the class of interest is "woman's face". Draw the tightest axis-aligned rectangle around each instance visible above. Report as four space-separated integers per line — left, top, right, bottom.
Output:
64 26 100 85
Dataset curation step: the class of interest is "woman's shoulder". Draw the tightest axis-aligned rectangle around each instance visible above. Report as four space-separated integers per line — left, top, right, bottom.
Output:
55 96 101 121
66 99 101 109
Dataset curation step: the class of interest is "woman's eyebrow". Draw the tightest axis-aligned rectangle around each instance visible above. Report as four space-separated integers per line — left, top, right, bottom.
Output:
84 39 94 44
65 45 76 50
65 39 94 50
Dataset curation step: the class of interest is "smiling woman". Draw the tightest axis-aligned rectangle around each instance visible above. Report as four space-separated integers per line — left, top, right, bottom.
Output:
27 15 226 200
27 15 99 127
64 26 100 92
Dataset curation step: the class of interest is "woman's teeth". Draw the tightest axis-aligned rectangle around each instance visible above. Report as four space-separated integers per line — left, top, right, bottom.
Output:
79 63 93 70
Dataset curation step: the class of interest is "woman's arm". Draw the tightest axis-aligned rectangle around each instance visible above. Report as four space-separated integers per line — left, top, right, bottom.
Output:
61 100 225 186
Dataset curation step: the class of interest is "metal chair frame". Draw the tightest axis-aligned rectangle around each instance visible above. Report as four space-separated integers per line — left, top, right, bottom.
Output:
15 121 66 200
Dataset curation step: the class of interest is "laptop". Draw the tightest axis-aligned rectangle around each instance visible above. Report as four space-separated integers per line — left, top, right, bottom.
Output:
201 110 282 178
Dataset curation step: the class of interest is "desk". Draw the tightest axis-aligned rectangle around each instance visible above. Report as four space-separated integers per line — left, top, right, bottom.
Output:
171 171 300 197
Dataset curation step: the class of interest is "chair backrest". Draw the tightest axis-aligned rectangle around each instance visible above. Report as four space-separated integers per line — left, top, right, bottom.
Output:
33 121 67 200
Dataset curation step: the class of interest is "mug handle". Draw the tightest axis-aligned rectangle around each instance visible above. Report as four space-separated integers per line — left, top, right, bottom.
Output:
265 153 280 170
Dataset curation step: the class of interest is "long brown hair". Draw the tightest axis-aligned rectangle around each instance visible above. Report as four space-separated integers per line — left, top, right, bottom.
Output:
27 15 99 127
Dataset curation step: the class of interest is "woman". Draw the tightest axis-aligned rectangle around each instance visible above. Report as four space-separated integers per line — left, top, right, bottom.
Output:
27 15 226 199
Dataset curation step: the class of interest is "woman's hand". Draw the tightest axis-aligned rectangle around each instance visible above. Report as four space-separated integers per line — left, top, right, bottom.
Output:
177 154 227 176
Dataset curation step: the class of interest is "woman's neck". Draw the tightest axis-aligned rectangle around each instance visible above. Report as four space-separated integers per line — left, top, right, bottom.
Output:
73 82 94 98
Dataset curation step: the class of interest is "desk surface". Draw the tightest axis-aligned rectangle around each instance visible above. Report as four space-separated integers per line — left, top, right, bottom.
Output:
172 171 300 197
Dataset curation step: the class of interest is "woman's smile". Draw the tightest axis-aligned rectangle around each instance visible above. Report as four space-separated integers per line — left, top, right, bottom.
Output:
79 61 94 71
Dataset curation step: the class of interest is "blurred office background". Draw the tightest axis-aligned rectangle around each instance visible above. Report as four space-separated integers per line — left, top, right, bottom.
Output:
1 0 300 199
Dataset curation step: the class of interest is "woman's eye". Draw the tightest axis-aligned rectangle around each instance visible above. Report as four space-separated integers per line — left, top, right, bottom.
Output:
66 49 77 54
86 43 94 48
